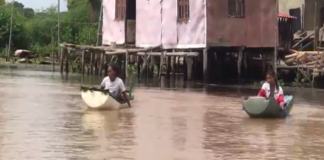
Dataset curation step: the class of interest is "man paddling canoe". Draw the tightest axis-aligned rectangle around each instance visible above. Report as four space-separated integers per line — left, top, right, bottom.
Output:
100 64 132 108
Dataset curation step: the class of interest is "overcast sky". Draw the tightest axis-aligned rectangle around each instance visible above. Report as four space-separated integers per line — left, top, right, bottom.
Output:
8 0 68 11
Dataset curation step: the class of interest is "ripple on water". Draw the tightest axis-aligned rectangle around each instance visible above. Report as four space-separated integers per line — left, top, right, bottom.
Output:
0 69 324 159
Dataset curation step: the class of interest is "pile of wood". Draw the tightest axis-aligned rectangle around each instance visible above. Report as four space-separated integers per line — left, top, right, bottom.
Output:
284 50 324 77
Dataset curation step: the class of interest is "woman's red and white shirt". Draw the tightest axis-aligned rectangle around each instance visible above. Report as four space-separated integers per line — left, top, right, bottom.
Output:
257 82 284 105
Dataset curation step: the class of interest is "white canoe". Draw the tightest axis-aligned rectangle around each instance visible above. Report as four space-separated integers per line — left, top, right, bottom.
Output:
81 86 131 110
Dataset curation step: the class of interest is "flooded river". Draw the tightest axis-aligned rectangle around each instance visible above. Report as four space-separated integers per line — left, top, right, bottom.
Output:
0 66 324 160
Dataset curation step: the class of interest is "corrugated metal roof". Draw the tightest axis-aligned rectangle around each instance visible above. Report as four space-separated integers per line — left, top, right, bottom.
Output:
278 13 297 19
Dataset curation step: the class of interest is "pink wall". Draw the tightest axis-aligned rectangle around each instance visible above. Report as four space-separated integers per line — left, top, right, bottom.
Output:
161 0 177 48
135 0 162 47
136 0 206 49
102 0 125 45
176 0 206 48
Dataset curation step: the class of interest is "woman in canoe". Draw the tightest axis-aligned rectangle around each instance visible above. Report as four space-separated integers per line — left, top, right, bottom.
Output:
100 64 132 108
258 70 284 109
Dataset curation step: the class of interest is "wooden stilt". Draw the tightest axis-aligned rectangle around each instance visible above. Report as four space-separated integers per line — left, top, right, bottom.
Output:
81 51 85 74
60 47 64 74
216 52 223 83
185 56 193 80
243 52 248 79
237 48 244 83
203 48 208 82
159 51 164 80
192 57 196 81
183 56 188 81
262 54 266 73
150 54 155 78
104 55 108 75
99 52 104 76
125 50 129 79
94 54 98 75
176 56 179 73
65 50 69 74
172 56 176 78
137 55 141 78
140 53 150 75
90 52 93 75
166 56 171 79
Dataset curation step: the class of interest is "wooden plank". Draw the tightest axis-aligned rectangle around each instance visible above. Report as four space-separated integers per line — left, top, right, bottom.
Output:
137 52 199 56
292 32 315 48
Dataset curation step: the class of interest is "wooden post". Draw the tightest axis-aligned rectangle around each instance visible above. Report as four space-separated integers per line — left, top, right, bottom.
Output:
314 0 318 50
243 52 248 79
60 47 64 74
166 56 171 79
159 51 164 80
90 52 93 75
237 48 243 83
172 56 176 78
7 0 14 62
5 44 8 62
137 55 141 78
150 54 155 78
216 52 223 83
105 55 109 75
65 50 69 74
94 53 98 75
185 56 193 80
125 50 129 79
96 0 103 46
262 54 266 73
51 28 55 72
203 48 208 82
176 56 179 72
183 56 188 81
140 53 150 75
274 0 278 74
99 52 104 76
81 51 85 74
192 57 196 81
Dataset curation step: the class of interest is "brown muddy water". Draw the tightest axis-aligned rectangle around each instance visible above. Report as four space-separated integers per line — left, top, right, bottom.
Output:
0 66 324 160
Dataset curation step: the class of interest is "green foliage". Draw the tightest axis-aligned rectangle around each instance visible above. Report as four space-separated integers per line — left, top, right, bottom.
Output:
127 64 138 75
294 72 301 83
278 79 284 86
0 0 5 6
0 1 100 58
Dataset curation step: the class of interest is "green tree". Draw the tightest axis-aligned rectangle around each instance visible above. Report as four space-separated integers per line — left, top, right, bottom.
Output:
0 0 5 5
76 25 97 45
66 0 100 22
23 8 35 18
0 0 100 58
0 5 29 50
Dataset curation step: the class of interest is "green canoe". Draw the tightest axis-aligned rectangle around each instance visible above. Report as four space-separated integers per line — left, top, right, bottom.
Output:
242 95 294 118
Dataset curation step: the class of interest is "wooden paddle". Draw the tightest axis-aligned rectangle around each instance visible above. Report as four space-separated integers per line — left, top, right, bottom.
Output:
241 96 249 110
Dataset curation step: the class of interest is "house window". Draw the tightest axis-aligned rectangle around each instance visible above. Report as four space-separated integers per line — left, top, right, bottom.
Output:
228 0 245 18
178 0 190 23
115 0 126 20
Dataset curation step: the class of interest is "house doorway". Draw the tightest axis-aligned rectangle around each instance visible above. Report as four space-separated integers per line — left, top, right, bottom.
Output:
319 7 324 28
289 8 301 33
126 0 136 44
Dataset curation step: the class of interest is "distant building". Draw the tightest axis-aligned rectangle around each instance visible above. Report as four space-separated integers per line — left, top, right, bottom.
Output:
279 0 324 32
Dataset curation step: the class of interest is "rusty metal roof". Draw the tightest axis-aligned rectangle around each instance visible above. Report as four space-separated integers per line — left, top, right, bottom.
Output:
278 13 297 19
